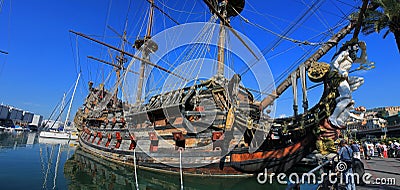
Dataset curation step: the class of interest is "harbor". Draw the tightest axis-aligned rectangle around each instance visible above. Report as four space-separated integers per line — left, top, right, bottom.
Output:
0 131 283 189
1 0 400 189
0 130 399 189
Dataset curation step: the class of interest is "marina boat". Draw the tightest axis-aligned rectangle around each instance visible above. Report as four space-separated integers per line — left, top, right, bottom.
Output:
73 0 374 176
40 74 81 140
4 125 30 132
39 130 71 140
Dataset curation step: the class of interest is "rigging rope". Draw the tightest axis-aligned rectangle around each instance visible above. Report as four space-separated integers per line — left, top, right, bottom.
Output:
257 5 358 98
156 0 203 15
233 1 328 76
302 0 334 36
144 16 217 98
236 13 326 46
124 0 132 33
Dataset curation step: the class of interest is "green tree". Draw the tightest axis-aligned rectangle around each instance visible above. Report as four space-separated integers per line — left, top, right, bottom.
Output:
355 0 400 52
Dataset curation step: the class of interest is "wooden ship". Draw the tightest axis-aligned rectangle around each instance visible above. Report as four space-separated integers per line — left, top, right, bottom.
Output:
73 0 373 177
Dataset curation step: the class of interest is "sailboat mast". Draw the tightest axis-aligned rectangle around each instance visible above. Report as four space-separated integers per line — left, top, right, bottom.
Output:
136 0 155 105
59 93 66 122
64 73 81 129
217 0 228 78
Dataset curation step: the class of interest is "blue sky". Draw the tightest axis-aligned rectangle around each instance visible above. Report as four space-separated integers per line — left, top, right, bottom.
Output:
0 0 399 119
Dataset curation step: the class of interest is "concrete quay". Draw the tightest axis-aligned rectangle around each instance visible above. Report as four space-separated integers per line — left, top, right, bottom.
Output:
357 158 400 190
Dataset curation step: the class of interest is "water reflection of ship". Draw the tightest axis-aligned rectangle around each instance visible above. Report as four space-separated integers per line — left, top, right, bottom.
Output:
64 148 285 190
39 138 77 189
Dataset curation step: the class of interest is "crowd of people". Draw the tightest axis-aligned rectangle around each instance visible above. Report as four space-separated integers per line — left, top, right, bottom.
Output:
337 139 399 190
351 139 400 159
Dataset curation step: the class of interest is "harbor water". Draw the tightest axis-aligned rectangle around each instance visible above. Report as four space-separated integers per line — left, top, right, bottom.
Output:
0 131 317 190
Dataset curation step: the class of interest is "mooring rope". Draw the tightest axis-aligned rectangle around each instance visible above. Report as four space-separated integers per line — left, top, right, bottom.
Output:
179 148 184 190
134 149 139 190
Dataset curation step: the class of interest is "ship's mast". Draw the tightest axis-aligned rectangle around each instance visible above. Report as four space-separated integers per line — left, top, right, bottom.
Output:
203 0 249 78
114 31 127 106
216 0 228 78
136 0 155 105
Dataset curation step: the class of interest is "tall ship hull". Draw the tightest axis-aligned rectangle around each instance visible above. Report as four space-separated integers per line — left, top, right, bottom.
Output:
73 0 373 177
76 72 339 176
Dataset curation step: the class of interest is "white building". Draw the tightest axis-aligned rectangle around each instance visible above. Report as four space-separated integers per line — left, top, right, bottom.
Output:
366 117 387 130
30 114 43 127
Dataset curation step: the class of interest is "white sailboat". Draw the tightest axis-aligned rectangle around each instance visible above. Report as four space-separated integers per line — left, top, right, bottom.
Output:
39 74 80 140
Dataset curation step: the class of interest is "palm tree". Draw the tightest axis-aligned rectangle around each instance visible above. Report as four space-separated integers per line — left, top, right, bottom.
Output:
355 0 400 52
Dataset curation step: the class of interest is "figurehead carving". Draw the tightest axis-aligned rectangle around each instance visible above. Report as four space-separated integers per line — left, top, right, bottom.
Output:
328 40 367 128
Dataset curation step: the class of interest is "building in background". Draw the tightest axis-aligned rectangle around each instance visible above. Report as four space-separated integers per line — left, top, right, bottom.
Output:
0 104 43 128
22 111 34 124
368 106 400 118
346 106 400 139
385 112 400 126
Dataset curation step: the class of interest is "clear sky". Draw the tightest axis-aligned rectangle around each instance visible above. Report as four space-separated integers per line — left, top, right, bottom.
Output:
0 0 399 119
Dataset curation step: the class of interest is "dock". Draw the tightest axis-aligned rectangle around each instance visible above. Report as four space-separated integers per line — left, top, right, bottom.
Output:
358 158 400 190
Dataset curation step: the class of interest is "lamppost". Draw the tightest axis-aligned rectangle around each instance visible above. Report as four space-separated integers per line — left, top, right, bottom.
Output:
382 126 387 140
351 129 358 141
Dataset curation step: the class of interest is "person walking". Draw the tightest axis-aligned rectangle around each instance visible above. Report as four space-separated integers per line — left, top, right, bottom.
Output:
388 141 394 158
369 143 374 157
376 142 382 158
362 141 370 160
351 140 361 159
394 140 400 158
338 139 356 190
382 143 388 158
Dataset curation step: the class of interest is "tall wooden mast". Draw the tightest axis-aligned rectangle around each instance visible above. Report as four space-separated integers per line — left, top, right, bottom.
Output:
114 31 127 106
216 0 228 78
136 0 155 105
203 0 246 78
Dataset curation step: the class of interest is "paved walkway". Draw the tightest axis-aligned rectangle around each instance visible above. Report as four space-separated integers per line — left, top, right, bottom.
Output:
357 158 400 190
